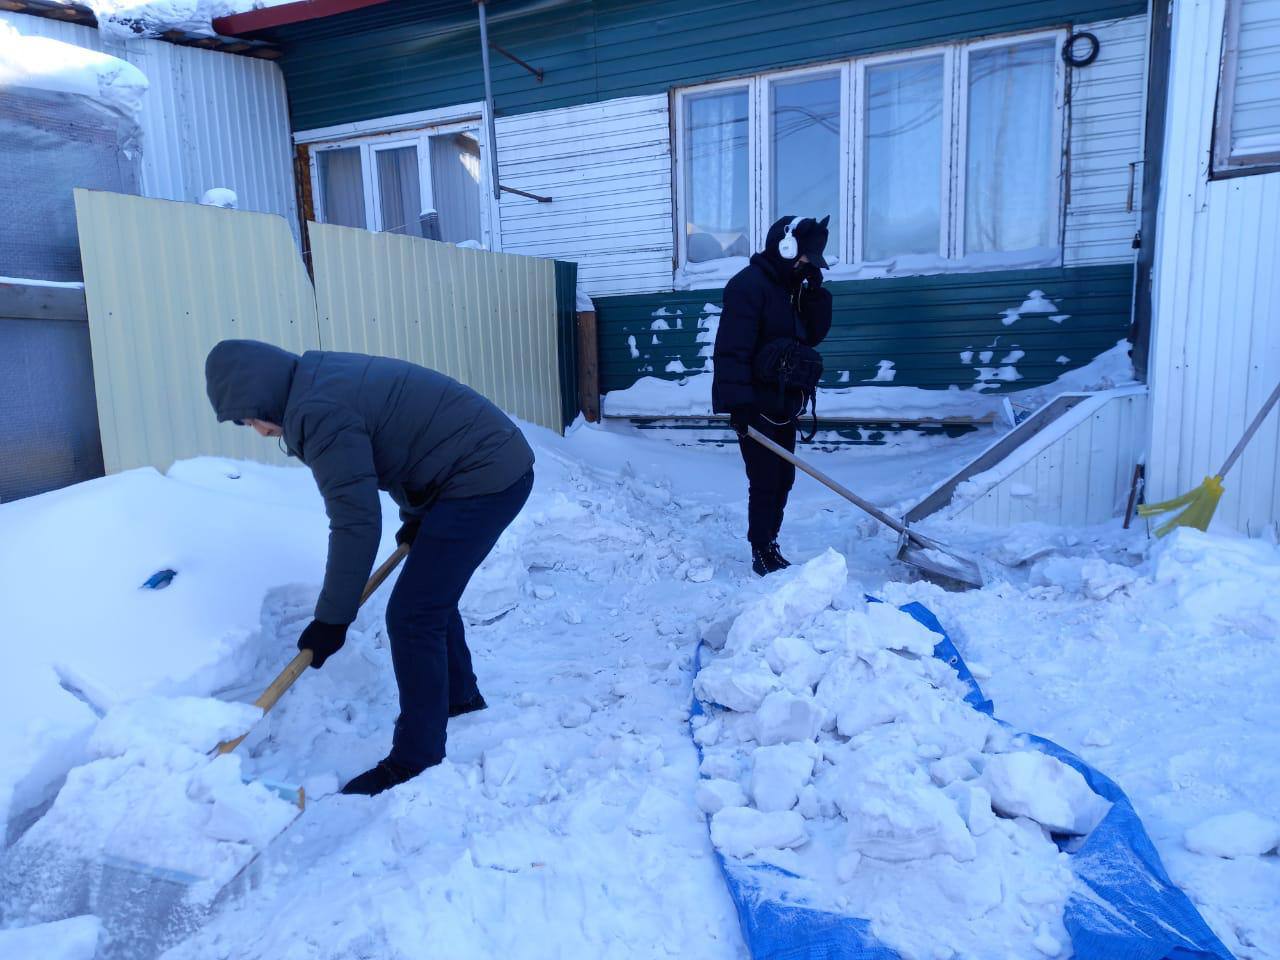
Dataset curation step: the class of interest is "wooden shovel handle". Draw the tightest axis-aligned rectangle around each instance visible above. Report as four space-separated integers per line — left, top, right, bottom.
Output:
215 542 411 756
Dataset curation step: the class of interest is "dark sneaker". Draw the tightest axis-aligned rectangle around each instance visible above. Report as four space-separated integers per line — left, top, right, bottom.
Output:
752 545 786 577
449 694 488 719
340 757 427 796
766 542 791 568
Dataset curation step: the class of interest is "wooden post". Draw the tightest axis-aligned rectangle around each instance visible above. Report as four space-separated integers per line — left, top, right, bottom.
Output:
576 310 600 422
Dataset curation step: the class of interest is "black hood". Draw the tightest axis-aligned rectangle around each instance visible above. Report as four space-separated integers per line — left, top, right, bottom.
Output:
204 339 299 425
762 214 831 270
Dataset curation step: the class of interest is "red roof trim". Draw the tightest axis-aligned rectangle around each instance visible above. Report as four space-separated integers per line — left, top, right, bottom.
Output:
213 0 396 36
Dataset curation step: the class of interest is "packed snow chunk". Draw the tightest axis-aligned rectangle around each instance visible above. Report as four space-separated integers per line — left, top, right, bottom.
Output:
0 21 149 122
710 807 808 859
836 767 977 863
694 656 780 713
725 549 847 655
88 695 263 759
696 778 747 815
1080 558 1138 600
188 755 298 848
765 635 827 692
954 784 997 836
1184 811 1280 859
981 751 1110 836
0 915 102 960
199 187 238 209
858 601 942 657
1019 290 1058 313
750 743 817 812
754 691 824 745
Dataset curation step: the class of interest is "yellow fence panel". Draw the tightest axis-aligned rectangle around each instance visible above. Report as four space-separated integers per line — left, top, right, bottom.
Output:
309 223 561 434
75 189 320 473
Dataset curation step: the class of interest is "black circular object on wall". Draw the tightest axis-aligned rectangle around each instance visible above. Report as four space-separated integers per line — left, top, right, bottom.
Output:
1063 31 1100 67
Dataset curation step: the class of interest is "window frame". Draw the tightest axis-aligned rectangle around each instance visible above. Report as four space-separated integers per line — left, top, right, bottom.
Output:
672 77 757 283
670 27 1070 287
955 29 1068 260
853 43 955 266
1212 0 1280 178
300 105 496 247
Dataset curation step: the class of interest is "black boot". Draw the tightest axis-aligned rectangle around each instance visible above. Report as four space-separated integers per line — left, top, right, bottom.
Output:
752 544 786 577
341 756 428 796
766 542 791 568
449 693 487 719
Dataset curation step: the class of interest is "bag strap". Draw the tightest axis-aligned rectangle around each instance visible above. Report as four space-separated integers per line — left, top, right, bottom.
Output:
798 388 818 443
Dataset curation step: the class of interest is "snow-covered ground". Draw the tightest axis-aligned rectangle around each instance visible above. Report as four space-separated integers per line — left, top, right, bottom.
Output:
1 420 1276 959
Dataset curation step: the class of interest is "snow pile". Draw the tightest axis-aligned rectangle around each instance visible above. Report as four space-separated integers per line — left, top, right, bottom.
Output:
605 376 1007 422
693 551 1109 959
198 187 237 209
0 20 148 121
0 916 102 960
60 1 293 39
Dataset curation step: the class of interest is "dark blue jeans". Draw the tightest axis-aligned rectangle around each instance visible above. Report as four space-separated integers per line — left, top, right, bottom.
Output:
385 469 533 770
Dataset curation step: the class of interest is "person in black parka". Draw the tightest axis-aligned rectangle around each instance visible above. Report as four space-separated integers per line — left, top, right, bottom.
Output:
205 340 535 796
712 215 833 576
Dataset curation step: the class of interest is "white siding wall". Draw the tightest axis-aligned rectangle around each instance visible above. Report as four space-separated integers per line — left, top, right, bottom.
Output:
1 12 297 237
951 389 1149 527
1063 15 1149 266
494 94 673 297
1147 0 1280 536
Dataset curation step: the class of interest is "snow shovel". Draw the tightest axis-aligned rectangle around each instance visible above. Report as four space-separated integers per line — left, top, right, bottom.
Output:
1139 379 1280 536
746 426 984 589
214 541 412 772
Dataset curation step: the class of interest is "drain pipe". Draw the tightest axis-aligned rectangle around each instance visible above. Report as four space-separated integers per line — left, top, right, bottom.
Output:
476 0 501 201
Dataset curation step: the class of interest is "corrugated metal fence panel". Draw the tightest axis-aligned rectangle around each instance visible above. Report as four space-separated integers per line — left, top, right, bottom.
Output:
1148 0 1280 535
271 0 1147 129
596 264 1135 394
953 390 1148 526
74 189 319 474
1063 14 1148 266
495 95 673 297
308 222 563 433
0 12 297 237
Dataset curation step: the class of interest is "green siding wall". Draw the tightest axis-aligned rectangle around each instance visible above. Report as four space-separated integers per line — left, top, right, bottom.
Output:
595 264 1134 397
264 0 1145 130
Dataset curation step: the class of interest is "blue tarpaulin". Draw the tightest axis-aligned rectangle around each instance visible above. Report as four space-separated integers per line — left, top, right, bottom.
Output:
691 600 1235 960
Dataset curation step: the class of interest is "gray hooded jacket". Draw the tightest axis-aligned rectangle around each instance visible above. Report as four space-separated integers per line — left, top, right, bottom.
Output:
205 340 534 625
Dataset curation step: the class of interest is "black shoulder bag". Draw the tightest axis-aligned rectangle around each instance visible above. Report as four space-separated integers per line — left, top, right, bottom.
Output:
754 338 823 441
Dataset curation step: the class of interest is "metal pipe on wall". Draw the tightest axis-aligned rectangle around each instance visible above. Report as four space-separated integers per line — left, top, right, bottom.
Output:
476 0 502 201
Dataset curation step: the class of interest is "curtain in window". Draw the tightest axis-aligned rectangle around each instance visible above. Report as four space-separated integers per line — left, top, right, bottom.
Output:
429 132 483 244
318 147 366 229
863 56 945 261
375 146 425 237
684 89 750 263
965 39 1057 254
771 74 842 260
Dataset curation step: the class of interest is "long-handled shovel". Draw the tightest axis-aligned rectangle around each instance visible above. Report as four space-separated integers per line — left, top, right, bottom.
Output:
747 426 984 589
214 542 412 773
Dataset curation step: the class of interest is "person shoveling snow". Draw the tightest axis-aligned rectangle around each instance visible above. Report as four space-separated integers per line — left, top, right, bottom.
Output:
204 340 535 795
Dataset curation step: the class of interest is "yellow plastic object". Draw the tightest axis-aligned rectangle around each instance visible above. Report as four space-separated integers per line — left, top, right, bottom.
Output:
1137 475 1225 537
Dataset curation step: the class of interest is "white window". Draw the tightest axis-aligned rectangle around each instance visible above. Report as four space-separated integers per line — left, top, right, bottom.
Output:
673 29 1066 285
311 124 486 244
1215 0 1280 175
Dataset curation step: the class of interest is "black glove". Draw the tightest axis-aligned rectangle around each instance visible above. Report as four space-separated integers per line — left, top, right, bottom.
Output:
729 405 756 438
298 620 349 669
797 261 824 290
395 519 421 547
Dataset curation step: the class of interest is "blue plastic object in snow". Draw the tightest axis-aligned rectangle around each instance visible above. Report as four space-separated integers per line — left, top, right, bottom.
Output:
690 600 1235 960
141 569 177 590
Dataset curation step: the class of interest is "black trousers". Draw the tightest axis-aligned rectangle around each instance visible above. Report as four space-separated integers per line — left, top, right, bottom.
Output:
385 469 534 770
737 416 797 548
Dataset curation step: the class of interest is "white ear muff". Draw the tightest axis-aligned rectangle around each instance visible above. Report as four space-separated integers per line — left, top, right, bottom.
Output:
777 216 802 260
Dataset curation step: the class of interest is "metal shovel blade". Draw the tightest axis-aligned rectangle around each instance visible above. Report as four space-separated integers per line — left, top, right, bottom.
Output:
895 527 984 590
